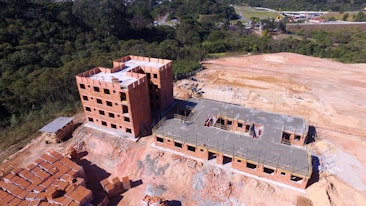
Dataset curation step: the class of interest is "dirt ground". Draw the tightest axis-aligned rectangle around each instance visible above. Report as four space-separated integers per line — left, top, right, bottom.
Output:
1 52 366 205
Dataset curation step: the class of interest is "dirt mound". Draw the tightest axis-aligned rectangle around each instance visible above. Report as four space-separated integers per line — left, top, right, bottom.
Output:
307 176 366 206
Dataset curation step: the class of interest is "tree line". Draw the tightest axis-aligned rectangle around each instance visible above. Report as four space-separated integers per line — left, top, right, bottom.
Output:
240 0 366 12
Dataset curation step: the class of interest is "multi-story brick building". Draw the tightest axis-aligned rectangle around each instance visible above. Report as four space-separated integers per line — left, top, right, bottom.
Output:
76 55 173 138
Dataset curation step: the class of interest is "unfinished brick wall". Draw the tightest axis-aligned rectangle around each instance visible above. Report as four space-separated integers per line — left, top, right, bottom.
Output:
154 135 309 189
76 55 173 137
231 156 309 188
282 131 306 146
76 74 151 137
113 55 173 113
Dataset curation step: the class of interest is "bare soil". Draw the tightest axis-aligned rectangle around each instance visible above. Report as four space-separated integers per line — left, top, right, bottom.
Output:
1 53 366 205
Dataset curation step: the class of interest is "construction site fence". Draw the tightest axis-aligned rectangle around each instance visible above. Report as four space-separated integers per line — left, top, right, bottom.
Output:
156 129 310 177
173 67 204 80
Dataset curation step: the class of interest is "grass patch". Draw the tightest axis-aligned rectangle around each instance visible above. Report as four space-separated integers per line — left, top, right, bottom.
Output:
322 11 359 21
234 6 277 20
0 101 82 162
207 53 227 58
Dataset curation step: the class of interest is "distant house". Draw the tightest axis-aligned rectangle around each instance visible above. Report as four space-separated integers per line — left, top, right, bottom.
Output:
308 17 326 24
39 117 74 143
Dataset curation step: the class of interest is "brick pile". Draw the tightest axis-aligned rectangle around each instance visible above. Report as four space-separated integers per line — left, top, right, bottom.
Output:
0 150 93 205
100 176 130 198
141 195 165 206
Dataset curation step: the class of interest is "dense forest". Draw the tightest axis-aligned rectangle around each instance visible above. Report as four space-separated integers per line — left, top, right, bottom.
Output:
0 0 366 159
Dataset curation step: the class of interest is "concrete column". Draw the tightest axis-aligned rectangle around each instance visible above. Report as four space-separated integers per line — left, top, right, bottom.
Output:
216 153 224 165
196 146 208 160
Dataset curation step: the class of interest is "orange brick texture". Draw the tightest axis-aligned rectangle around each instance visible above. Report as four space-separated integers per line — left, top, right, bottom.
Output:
76 55 173 138
0 150 93 205
154 135 309 189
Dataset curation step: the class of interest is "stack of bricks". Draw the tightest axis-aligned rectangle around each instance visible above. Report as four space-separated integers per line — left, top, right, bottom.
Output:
100 176 130 198
141 195 164 206
0 150 93 205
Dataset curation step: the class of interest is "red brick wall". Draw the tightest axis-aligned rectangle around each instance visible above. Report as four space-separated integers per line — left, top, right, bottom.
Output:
128 77 152 136
157 63 174 112
232 157 308 188
154 136 309 189
113 55 173 113
76 74 151 137
216 153 224 165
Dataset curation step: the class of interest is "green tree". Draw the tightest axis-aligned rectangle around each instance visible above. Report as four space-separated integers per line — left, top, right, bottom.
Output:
72 0 130 37
175 19 201 45
354 11 366 22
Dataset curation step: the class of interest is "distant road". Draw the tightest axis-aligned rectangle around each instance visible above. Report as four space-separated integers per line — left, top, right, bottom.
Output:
156 14 174 26
252 7 277 12
288 21 366 26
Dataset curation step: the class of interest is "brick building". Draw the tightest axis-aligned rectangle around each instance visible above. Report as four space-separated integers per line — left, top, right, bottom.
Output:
153 99 312 189
76 55 173 138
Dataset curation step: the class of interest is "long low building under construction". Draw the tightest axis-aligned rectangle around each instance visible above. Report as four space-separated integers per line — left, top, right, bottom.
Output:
153 98 312 189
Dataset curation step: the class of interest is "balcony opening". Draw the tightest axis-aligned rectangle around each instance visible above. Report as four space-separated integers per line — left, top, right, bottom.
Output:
291 175 303 183
223 155 232 164
295 135 301 141
263 167 275 175
187 145 196 152
246 162 257 169
79 84 85 89
120 92 126 101
282 132 291 145
111 124 117 129
174 142 182 148
208 151 216 160
245 124 250 132
156 137 164 143
93 86 100 92
122 105 128 113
